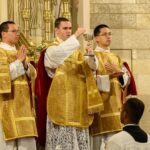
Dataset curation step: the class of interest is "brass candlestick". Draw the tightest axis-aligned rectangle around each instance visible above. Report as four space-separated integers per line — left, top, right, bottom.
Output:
62 0 71 20
22 0 31 38
43 0 54 42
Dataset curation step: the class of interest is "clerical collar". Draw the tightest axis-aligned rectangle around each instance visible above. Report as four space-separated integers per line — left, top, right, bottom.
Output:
95 46 110 52
124 124 138 127
0 42 16 51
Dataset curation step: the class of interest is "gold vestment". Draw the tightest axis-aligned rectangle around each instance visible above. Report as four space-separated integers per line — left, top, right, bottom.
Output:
47 40 104 128
91 51 124 135
0 48 37 140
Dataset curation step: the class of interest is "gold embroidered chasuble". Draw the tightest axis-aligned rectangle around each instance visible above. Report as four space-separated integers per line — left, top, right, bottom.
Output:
91 51 124 135
0 48 37 140
47 40 104 128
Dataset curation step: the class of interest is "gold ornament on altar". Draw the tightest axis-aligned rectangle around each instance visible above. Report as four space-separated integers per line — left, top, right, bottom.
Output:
62 0 71 20
7 0 72 62
22 0 31 38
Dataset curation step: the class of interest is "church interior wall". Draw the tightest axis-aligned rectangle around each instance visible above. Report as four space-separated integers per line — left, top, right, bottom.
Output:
90 0 150 133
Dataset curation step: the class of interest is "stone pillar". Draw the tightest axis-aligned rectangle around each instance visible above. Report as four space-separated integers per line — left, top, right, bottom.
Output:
77 0 90 52
0 0 8 22
78 0 90 30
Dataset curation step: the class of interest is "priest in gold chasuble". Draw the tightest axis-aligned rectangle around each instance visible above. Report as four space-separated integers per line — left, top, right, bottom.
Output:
90 24 137 150
43 17 103 150
0 21 37 150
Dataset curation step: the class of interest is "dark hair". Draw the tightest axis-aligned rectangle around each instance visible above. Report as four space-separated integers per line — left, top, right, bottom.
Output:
0 21 15 39
54 17 69 28
124 97 145 124
93 24 109 37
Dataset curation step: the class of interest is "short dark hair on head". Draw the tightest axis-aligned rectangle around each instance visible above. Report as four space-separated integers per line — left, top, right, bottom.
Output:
55 17 69 28
0 21 15 39
124 97 145 124
93 24 109 37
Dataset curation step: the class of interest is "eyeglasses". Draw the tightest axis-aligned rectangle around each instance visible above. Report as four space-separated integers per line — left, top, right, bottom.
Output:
98 32 112 37
6 30 20 34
